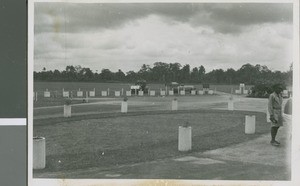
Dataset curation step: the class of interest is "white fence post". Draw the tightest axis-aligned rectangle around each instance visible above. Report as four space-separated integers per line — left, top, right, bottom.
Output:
33 137 46 169
178 125 192 152
172 99 178 110
245 115 256 134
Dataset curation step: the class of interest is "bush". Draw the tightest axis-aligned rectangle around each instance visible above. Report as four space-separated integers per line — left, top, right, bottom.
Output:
248 83 286 98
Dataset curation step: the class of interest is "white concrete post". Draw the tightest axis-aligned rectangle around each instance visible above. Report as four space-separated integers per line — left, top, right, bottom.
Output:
178 126 192 152
101 91 107 97
77 89 83 97
138 90 144 96
172 99 178 110
121 88 124 96
150 90 155 96
115 91 121 97
245 115 256 134
126 91 131 97
89 88 95 97
228 96 234 111
121 101 128 113
107 88 110 96
64 105 72 117
44 89 50 97
86 91 89 102
33 137 46 169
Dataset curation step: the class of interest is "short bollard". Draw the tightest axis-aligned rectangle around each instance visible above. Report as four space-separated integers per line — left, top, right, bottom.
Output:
77 89 83 97
33 137 46 169
228 97 234 111
138 91 144 96
178 125 192 152
115 91 121 97
101 91 107 97
64 104 71 117
126 91 131 96
44 89 50 98
121 98 128 113
245 115 256 134
172 98 178 111
84 91 89 102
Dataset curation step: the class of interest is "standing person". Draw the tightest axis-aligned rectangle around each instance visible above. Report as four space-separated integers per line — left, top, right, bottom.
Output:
268 84 284 146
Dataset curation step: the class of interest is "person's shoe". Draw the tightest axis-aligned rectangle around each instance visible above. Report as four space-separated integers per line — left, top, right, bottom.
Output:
274 140 280 145
270 141 280 146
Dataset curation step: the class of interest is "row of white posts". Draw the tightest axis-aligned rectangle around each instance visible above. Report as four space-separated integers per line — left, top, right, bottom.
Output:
235 83 249 95
63 98 179 117
63 97 237 117
40 88 290 98
37 88 216 99
178 115 256 152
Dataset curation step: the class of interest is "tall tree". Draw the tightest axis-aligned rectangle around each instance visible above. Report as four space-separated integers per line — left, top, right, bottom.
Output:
180 64 190 83
198 65 205 83
190 67 199 83
100 69 113 81
169 62 181 82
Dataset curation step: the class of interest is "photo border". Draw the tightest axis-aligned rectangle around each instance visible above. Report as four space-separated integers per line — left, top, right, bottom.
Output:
28 0 300 185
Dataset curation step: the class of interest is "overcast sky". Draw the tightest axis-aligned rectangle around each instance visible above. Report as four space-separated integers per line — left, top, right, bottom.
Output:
34 3 293 73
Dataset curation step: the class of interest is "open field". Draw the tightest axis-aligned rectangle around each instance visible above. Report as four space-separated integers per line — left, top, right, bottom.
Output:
33 81 253 108
34 81 253 96
32 91 292 179
34 81 253 92
33 109 268 177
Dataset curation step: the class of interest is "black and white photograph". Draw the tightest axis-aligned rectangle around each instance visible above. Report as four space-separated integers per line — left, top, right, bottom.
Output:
28 0 299 185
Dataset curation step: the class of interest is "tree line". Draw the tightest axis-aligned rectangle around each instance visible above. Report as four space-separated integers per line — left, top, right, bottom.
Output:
34 62 292 86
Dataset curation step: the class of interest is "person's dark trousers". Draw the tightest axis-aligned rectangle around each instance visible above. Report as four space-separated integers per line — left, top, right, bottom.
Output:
271 126 280 142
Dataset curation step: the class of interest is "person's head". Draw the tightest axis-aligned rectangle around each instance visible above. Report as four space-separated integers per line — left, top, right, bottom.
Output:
272 84 284 94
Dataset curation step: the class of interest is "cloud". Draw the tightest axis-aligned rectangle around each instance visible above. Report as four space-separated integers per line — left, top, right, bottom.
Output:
34 3 293 73
34 3 292 34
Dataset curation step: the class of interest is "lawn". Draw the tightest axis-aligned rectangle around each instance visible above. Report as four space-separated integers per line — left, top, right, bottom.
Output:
33 109 268 175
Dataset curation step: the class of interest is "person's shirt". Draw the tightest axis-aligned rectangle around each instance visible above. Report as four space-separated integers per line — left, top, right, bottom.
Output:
268 92 283 116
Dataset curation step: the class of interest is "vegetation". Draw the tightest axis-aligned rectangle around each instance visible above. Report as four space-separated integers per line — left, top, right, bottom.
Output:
34 62 292 86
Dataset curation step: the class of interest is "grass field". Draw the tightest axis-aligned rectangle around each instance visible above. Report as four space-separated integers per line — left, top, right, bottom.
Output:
32 82 268 179
33 110 267 175
33 81 253 108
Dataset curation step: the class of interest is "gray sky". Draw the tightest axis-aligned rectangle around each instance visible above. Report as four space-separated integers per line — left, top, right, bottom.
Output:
34 3 293 73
